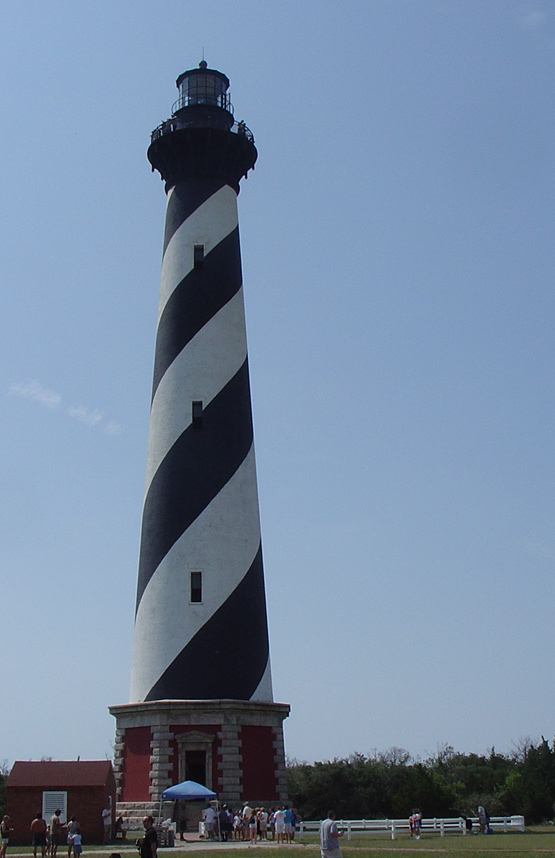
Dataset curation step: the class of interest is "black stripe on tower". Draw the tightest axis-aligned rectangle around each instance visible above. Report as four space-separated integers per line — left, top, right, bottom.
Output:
162 178 226 254
137 359 254 609
145 545 269 701
152 224 242 399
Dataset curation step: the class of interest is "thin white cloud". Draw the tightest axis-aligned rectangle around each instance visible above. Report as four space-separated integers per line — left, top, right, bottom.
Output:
67 405 103 426
8 380 61 409
104 421 123 436
8 380 123 435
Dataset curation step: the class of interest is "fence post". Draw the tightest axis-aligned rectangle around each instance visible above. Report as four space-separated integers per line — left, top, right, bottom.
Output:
299 822 304 842
391 821 396 841
461 818 466 836
503 818 508 833
440 819 445 837
347 822 352 842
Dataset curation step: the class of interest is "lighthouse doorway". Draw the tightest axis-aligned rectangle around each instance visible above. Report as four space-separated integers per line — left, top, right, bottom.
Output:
185 750 206 785
176 731 214 790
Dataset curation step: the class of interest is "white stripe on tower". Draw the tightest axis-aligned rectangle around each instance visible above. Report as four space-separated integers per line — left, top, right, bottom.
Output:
157 185 238 323
145 286 248 492
130 177 273 704
131 446 264 701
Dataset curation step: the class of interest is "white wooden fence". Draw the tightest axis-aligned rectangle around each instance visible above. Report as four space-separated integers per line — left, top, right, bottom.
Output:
298 815 525 840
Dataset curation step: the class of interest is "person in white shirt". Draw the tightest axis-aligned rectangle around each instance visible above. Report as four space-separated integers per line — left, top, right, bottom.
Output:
258 809 268 841
274 807 286 845
320 811 343 858
241 804 252 841
101 808 111 845
202 805 216 841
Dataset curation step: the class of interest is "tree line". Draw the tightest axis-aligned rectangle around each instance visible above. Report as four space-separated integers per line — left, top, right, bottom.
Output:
286 737 555 823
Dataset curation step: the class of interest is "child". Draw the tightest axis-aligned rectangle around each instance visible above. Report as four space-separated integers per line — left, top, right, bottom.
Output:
71 830 82 857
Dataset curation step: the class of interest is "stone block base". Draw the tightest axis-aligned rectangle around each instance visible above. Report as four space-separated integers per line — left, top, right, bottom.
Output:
109 699 290 807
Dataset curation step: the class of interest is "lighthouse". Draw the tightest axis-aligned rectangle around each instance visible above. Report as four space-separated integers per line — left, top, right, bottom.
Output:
110 62 289 815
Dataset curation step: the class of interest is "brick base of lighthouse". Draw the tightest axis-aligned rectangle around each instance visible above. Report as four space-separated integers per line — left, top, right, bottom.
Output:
109 700 290 817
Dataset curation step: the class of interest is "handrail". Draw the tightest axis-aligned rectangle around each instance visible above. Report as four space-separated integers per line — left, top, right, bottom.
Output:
150 117 254 145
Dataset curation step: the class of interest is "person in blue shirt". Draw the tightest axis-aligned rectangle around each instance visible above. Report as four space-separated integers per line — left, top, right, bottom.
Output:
283 807 293 844
290 809 298 841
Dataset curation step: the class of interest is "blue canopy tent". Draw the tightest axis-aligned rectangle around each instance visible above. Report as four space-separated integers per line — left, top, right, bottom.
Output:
161 780 216 801
157 780 218 835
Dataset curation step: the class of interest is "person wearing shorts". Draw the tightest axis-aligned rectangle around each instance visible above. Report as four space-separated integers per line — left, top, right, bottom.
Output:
258 808 268 841
1 815 14 858
71 831 82 857
283 807 293 844
267 809 275 841
50 810 63 858
248 810 257 842
202 804 216 841
274 807 286 845
101 808 112 845
67 818 79 858
31 813 47 858
290 809 298 841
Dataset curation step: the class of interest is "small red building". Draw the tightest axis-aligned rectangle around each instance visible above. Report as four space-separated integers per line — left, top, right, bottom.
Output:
6 760 116 846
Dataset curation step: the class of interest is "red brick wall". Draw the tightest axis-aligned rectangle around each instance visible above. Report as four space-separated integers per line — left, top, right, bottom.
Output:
120 726 152 801
240 726 278 801
7 787 43 845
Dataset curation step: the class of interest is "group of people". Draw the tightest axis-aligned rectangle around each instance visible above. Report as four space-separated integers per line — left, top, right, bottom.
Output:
202 803 299 843
408 809 422 839
0 808 121 858
319 805 496 853
31 810 82 858
101 808 127 845
0 810 85 858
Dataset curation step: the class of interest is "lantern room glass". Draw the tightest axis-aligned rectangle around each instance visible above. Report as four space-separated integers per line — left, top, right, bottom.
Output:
178 72 227 108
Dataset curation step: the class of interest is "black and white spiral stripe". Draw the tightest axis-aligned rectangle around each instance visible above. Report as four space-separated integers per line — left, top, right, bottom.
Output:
130 177 273 703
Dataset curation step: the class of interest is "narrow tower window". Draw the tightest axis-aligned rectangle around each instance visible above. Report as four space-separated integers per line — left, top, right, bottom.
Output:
190 571 202 603
194 244 204 270
192 400 203 428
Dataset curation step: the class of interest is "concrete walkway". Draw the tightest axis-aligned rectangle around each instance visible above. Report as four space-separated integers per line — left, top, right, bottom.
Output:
6 842 307 856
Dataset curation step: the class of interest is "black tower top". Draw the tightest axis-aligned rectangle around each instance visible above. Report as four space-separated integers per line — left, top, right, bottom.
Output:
147 61 257 193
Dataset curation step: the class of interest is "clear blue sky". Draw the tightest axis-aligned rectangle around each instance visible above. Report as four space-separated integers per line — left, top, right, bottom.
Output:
1 0 554 766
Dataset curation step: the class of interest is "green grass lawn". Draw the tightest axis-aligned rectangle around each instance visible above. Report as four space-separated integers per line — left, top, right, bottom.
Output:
157 827 555 858
9 827 555 858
